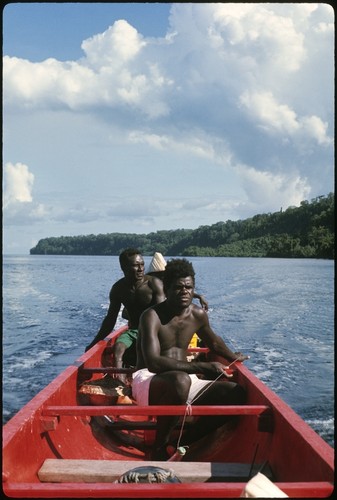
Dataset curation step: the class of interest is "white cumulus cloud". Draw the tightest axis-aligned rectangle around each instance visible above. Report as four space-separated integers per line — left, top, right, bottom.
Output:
239 90 300 135
81 19 146 68
3 17 172 117
239 90 332 146
3 162 49 225
3 162 34 207
239 165 311 210
2 3 334 252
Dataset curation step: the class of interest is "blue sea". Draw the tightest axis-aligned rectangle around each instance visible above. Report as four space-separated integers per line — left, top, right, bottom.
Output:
2 255 334 447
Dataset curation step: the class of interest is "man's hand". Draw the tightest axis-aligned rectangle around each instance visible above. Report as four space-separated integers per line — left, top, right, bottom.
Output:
194 294 208 311
211 361 234 378
199 296 208 311
233 352 250 362
202 361 234 379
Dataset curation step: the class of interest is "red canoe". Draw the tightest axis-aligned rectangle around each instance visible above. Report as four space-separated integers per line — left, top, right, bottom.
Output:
2 326 334 498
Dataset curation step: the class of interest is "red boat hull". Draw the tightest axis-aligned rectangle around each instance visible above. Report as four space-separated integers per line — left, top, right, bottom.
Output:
3 327 334 498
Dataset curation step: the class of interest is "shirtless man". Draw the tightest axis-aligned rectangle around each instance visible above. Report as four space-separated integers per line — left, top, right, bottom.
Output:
133 258 249 460
85 248 165 377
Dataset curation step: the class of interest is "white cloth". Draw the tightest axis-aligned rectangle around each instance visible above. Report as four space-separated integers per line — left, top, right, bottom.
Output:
240 472 288 498
132 368 154 406
132 368 212 406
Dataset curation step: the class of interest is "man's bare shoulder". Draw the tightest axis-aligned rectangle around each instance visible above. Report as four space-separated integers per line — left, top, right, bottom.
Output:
141 306 154 317
191 302 205 313
146 275 163 288
191 303 208 320
146 275 165 301
141 300 166 319
109 277 127 296
139 303 163 330
143 300 163 315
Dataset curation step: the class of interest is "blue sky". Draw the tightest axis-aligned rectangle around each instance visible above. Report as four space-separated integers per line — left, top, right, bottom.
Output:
3 3 334 254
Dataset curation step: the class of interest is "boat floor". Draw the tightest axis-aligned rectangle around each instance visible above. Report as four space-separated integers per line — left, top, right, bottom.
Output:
82 414 273 482
38 458 272 483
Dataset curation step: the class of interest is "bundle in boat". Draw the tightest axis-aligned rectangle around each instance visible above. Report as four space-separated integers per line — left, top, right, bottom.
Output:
79 375 133 405
147 252 167 274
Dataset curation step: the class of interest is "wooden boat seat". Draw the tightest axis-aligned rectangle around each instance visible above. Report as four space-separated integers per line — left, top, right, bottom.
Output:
41 404 273 432
38 458 273 483
81 367 135 374
42 404 271 417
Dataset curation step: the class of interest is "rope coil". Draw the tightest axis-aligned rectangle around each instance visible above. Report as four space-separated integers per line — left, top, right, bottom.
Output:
116 466 180 483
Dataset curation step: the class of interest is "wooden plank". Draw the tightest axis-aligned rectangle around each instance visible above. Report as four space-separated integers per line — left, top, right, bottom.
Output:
81 367 135 373
42 404 270 417
38 459 270 483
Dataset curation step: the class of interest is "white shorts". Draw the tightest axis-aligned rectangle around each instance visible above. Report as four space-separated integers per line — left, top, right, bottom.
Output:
132 368 213 406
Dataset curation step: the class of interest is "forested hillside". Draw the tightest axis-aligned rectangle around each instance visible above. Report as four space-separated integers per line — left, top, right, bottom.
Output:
30 193 334 259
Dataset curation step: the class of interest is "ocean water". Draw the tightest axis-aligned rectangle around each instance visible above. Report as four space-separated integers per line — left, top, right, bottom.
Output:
2 255 334 447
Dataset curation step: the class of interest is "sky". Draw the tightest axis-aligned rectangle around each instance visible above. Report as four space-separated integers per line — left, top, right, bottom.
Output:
3 2 334 254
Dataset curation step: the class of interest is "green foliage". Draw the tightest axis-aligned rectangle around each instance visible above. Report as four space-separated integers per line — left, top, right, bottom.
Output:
30 193 334 259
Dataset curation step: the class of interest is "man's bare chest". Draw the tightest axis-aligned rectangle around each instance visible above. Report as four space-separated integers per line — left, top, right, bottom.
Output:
159 314 199 347
122 282 153 308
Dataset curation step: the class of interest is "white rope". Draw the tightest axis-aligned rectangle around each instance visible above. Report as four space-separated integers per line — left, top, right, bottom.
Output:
189 372 224 404
175 370 227 449
227 356 241 368
176 403 193 449
190 357 241 407
170 358 242 456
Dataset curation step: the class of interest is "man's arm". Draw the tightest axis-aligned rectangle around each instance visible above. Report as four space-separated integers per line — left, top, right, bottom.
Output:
149 276 166 304
193 293 208 311
197 311 249 362
85 286 121 351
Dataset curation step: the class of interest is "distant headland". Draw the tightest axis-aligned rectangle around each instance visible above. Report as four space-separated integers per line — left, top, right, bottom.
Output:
30 193 334 259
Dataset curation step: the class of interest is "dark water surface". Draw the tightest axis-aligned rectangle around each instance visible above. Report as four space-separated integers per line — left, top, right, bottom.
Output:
3 255 334 447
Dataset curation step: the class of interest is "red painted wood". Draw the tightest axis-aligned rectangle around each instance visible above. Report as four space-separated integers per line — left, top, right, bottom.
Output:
42 404 270 417
3 325 334 496
3 481 333 498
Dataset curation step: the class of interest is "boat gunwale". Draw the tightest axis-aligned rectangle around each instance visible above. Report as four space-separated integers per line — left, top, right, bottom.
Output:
3 480 334 498
2 326 334 495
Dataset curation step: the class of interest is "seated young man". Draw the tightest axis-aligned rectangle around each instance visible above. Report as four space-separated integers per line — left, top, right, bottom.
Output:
85 248 165 381
133 258 249 460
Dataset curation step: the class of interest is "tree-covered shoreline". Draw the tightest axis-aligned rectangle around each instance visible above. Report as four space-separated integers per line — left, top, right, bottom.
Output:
30 193 334 259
